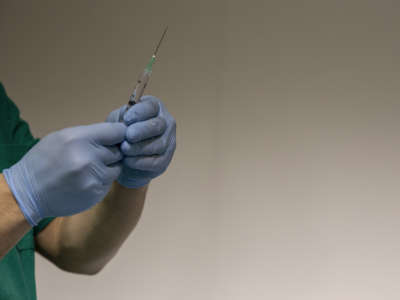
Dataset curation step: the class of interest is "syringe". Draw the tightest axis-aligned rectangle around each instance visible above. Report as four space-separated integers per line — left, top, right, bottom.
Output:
119 26 168 122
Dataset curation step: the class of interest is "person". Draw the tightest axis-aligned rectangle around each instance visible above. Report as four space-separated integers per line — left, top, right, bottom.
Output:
0 82 176 299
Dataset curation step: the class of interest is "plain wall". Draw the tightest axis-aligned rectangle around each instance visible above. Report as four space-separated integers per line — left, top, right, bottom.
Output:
1 1 400 299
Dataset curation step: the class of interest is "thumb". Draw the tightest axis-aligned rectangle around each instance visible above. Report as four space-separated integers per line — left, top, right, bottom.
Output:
106 105 127 123
84 122 127 146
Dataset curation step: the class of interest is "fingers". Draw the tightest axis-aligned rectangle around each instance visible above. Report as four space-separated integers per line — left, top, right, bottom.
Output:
102 163 123 184
123 96 160 125
123 136 176 172
86 123 127 146
121 123 174 156
125 116 167 143
106 105 127 123
121 137 166 156
96 146 123 165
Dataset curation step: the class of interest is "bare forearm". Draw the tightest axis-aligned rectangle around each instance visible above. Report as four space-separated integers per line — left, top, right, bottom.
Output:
47 182 147 274
0 174 31 259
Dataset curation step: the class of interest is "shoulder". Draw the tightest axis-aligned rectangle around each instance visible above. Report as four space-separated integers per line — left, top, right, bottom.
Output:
0 82 9 102
0 83 36 146
0 82 5 95
0 82 19 116
0 82 7 108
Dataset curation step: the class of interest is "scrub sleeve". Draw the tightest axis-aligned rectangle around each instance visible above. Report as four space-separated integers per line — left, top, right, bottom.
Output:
0 83 55 300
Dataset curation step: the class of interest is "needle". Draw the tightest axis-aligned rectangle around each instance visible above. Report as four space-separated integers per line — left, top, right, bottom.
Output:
119 26 168 122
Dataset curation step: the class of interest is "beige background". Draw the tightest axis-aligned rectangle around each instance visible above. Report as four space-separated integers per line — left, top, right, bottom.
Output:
1 0 400 299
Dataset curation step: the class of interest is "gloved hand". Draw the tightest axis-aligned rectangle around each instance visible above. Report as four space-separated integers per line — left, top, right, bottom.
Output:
3 123 126 226
107 95 176 188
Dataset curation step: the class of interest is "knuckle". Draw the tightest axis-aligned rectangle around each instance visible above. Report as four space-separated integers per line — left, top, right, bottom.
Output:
71 155 90 172
66 145 92 172
160 139 168 152
126 126 134 140
127 126 140 142
170 119 177 131
159 117 167 132
58 129 77 145
149 119 158 129
127 107 140 121
150 99 160 113
152 144 161 155
154 118 165 133
171 138 177 152
152 160 160 171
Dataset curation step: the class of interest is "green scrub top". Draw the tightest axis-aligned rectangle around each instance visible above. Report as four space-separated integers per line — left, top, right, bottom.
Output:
0 83 55 300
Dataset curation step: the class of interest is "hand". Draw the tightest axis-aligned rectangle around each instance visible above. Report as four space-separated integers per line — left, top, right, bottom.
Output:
3 123 126 226
107 95 176 188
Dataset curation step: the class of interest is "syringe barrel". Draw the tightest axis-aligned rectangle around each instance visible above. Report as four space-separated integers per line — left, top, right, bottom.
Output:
131 68 152 105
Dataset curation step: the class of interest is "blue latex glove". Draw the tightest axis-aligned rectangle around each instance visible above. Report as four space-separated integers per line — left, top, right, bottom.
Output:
3 123 126 226
107 95 176 188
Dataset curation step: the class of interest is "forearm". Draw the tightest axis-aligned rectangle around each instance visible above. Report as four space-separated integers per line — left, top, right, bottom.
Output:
49 182 147 274
35 95 175 274
0 174 31 259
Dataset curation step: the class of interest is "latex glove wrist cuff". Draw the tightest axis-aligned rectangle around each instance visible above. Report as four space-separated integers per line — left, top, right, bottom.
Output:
3 164 42 227
117 176 150 189
117 170 151 189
